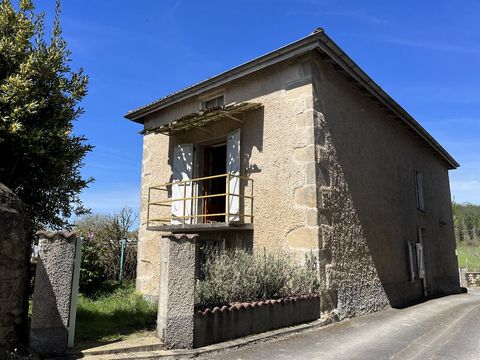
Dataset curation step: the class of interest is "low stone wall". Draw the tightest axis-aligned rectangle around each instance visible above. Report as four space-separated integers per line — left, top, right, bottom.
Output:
465 272 480 287
194 295 320 348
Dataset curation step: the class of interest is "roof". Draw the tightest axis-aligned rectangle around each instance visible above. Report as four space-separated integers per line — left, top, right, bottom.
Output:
125 28 459 169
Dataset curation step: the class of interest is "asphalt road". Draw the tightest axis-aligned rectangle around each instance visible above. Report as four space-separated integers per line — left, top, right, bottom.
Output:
200 289 480 360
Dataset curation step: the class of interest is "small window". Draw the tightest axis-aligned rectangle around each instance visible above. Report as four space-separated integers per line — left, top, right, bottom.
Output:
415 171 425 211
202 95 224 110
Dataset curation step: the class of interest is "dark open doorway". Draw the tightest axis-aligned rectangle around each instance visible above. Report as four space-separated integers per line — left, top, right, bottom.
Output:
202 143 227 222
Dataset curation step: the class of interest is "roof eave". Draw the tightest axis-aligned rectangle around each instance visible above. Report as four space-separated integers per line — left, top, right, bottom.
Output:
314 32 459 169
124 30 325 122
125 29 459 170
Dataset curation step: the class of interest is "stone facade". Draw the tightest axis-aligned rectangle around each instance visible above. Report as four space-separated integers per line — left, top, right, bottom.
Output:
311 55 459 313
137 57 320 298
128 32 461 319
0 183 29 354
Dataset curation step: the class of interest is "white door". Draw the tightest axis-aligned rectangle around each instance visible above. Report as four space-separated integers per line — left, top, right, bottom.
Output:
171 144 193 225
227 129 241 222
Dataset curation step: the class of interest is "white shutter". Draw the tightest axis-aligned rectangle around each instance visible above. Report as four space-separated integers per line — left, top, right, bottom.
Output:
171 144 193 225
227 129 241 222
416 243 425 279
416 227 426 281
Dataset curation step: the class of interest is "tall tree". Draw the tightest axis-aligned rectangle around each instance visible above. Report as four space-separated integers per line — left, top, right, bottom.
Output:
0 0 92 229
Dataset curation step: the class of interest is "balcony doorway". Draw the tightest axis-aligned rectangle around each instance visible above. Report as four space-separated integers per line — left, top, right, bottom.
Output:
202 143 227 223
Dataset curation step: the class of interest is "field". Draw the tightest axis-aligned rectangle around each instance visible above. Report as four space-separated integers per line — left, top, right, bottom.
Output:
457 243 480 271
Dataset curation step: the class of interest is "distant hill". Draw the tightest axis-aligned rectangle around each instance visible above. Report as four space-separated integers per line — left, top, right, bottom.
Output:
453 203 480 244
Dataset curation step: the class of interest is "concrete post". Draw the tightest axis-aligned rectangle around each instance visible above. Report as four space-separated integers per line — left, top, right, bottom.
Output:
30 231 77 356
157 233 198 349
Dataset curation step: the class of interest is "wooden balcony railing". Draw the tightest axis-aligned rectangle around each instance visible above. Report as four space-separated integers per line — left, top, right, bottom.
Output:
147 173 253 228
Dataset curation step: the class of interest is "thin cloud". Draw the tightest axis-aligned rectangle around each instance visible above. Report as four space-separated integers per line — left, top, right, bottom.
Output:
451 180 480 205
341 32 480 55
286 6 387 25
394 85 480 105
320 10 387 25
385 38 480 54
82 187 140 212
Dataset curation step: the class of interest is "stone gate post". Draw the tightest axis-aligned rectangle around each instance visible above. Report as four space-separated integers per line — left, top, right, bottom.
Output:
30 231 78 356
157 233 198 349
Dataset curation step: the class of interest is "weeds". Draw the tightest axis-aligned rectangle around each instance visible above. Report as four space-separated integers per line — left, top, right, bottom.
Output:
75 282 157 343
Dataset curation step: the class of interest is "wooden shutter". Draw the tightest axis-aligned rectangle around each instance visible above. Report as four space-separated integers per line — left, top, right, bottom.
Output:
407 242 416 281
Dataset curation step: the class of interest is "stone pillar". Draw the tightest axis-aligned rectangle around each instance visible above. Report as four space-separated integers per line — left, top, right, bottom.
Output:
0 184 29 354
157 234 198 349
30 231 77 356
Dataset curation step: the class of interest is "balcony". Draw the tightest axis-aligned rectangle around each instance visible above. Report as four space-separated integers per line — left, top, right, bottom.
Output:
147 173 253 232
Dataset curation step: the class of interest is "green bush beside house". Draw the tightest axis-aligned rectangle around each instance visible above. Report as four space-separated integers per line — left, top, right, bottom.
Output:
195 249 320 308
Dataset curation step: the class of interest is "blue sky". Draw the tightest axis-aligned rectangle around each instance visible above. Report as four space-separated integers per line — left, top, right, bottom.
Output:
35 0 480 214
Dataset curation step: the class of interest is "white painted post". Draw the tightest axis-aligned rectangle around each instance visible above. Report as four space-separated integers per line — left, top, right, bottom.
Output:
67 236 83 348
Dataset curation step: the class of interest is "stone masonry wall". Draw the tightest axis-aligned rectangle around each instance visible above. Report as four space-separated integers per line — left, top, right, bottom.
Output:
313 106 390 319
311 51 459 315
465 272 480 287
0 183 29 353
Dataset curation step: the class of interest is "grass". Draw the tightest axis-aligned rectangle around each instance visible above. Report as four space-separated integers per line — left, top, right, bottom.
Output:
457 243 480 271
75 281 157 344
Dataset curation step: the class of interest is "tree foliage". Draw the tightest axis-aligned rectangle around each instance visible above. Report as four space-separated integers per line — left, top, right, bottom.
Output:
75 207 138 295
453 202 480 244
0 0 92 229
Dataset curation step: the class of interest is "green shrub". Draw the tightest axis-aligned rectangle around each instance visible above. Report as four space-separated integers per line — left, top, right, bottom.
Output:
75 207 138 295
79 235 108 296
195 249 320 307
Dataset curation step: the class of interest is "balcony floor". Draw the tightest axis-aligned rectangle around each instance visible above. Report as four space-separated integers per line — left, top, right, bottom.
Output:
147 222 253 233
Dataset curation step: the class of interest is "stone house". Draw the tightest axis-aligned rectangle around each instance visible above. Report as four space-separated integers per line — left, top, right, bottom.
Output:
125 29 461 319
